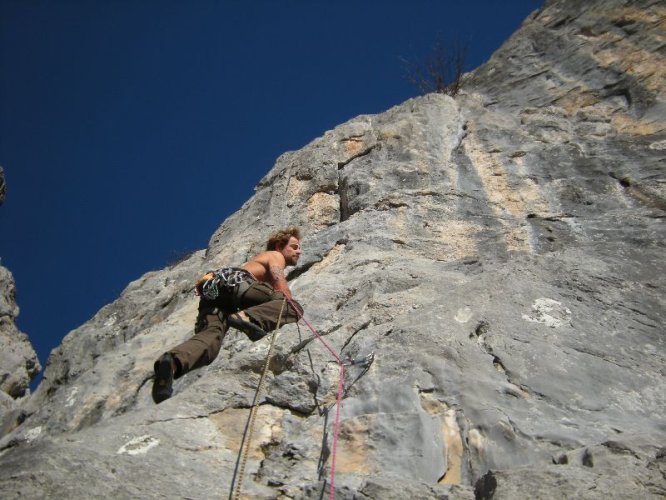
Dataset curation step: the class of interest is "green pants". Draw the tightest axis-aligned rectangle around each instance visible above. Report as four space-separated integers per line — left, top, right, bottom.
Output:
169 280 302 377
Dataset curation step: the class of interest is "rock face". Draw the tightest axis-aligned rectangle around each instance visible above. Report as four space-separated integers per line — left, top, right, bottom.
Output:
0 168 41 434
0 269 40 402
0 0 664 498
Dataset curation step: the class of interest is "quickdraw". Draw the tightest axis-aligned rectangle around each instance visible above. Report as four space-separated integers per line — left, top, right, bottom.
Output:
343 352 375 367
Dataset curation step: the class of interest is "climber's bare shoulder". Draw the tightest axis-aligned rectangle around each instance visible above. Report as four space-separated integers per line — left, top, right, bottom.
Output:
242 251 289 293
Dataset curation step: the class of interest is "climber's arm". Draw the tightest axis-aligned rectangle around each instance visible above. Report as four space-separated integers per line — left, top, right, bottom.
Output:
267 252 293 300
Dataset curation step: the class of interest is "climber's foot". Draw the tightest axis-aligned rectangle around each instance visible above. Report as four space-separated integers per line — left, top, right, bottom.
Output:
152 353 175 404
228 313 267 342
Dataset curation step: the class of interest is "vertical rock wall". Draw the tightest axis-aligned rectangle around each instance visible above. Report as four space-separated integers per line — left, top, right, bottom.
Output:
0 168 42 435
0 0 664 498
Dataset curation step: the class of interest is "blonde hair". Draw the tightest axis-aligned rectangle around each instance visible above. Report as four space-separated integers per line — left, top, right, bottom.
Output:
266 226 301 251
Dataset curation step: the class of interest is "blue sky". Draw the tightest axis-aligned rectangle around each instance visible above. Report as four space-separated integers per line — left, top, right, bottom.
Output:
0 0 541 381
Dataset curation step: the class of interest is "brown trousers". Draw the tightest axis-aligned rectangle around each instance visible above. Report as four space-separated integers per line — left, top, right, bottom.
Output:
169 280 302 377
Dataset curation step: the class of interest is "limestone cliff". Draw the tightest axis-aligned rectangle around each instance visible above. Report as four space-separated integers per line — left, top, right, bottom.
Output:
0 0 664 498
0 168 42 435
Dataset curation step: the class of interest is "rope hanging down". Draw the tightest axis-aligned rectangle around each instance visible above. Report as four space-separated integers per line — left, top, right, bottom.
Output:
285 296 374 500
230 296 374 500
230 299 287 500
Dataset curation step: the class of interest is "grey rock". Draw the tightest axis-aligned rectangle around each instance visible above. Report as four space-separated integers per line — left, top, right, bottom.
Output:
0 169 41 411
1 0 665 498
475 435 666 499
0 265 41 434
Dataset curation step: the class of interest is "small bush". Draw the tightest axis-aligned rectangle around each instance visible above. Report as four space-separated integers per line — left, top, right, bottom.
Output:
403 36 468 96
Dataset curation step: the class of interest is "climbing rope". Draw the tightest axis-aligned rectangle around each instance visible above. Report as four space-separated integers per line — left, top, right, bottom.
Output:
230 298 287 500
284 296 348 500
230 296 374 500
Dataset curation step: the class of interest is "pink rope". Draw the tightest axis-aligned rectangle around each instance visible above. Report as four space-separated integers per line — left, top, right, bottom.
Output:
286 297 344 500
329 363 345 500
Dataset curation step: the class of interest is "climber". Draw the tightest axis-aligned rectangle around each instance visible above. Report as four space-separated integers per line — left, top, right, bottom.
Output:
151 227 304 404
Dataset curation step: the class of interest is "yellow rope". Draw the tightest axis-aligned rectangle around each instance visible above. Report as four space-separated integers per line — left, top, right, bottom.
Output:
231 298 287 500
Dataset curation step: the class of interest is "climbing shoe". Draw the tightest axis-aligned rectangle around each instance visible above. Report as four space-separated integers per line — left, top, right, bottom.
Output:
152 353 175 404
228 313 267 342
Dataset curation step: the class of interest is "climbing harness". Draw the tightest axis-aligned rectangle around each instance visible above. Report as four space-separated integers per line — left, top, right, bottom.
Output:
200 267 253 300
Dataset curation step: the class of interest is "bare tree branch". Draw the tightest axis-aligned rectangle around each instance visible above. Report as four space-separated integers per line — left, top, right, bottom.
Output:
402 36 468 96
